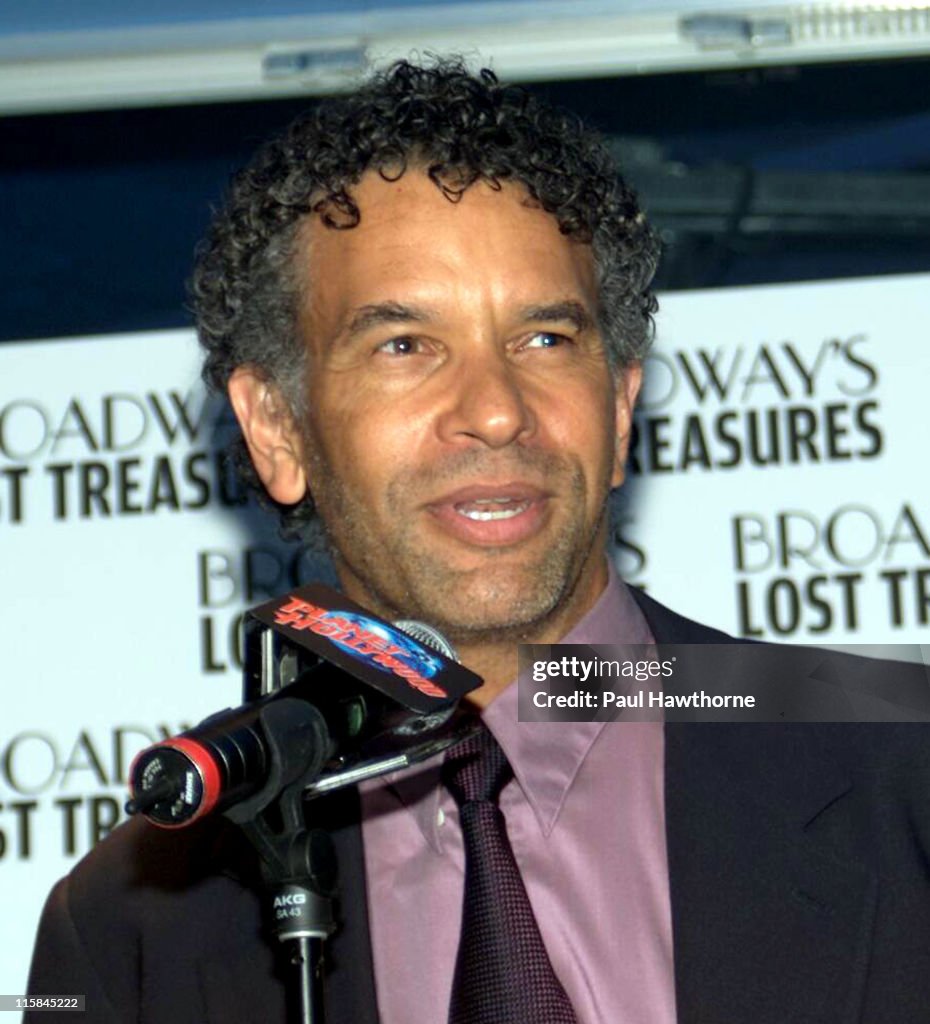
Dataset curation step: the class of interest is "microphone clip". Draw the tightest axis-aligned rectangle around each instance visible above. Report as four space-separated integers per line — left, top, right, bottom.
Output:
242 583 482 798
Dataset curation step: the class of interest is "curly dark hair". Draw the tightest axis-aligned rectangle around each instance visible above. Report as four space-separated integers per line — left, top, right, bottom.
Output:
192 56 659 536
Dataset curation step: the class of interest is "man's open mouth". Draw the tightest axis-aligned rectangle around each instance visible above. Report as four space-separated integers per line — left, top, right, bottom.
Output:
454 498 533 522
425 485 550 547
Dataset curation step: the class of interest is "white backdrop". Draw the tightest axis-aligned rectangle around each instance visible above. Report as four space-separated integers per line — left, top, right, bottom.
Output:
620 274 929 649
2 272 928 1001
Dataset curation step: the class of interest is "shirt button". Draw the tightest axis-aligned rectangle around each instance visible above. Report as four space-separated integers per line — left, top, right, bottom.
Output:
437 808 446 827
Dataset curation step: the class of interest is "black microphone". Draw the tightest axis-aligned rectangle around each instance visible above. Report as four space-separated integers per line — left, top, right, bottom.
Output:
127 585 482 829
127 673 369 828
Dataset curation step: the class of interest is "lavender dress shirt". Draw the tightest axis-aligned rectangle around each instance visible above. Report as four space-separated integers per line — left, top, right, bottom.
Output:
359 561 676 1024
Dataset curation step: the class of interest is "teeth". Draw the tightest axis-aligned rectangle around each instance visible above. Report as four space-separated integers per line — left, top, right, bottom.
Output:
456 498 530 522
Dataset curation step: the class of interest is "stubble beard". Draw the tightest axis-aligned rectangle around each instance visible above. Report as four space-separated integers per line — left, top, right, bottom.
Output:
304 444 611 646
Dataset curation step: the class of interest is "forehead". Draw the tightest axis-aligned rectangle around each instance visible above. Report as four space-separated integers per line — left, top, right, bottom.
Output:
295 170 597 332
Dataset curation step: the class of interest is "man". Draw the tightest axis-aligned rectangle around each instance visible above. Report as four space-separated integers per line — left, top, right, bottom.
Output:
27 58 930 1024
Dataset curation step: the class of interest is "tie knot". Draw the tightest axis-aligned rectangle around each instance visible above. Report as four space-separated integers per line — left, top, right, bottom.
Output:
442 726 513 806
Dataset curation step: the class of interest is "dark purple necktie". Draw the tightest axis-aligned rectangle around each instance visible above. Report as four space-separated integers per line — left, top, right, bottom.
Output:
442 727 579 1024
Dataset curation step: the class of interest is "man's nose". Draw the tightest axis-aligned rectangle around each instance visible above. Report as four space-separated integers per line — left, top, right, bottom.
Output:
436 349 537 449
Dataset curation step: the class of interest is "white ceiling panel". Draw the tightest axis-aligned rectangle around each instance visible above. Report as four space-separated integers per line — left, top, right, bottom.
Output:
2 1 930 114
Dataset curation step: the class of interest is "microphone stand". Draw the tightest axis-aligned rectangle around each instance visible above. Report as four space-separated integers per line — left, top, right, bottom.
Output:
222 694 479 1024
221 698 336 1024
128 588 484 1024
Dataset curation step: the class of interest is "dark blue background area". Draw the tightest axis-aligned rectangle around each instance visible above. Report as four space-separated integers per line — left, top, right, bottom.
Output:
2 57 929 343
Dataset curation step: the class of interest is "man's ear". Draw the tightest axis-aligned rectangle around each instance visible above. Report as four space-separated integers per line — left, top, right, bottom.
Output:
227 367 307 504
611 362 643 488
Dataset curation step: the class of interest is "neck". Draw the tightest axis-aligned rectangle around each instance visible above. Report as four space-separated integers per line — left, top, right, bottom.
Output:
454 561 612 708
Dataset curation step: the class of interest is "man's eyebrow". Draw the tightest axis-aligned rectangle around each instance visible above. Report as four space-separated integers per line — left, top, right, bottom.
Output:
518 301 594 332
345 302 433 337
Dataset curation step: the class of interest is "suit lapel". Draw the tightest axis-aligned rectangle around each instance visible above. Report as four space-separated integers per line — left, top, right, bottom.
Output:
665 723 874 1024
632 588 876 1024
196 949 286 1024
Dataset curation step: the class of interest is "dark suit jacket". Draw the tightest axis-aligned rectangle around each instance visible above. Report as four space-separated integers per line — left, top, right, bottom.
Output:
26 591 930 1023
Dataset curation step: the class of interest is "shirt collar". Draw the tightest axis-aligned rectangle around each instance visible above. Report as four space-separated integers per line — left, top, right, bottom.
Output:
381 557 654 846
483 559 654 837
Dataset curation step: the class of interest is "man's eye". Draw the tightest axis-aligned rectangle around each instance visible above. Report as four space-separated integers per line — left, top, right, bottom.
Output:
524 331 569 349
377 336 420 356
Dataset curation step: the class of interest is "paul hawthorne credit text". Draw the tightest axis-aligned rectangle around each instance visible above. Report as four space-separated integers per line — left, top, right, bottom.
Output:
529 656 757 709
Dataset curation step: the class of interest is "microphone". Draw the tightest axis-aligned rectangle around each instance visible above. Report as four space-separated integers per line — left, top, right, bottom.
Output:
126 687 324 828
127 584 482 828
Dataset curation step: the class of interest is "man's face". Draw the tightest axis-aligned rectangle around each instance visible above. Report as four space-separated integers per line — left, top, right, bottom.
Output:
272 171 638 642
